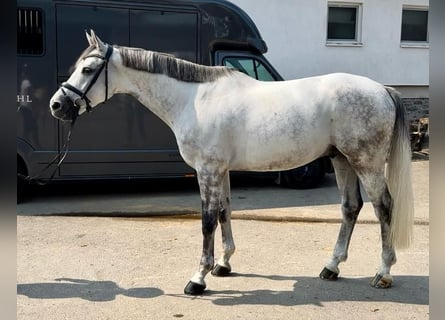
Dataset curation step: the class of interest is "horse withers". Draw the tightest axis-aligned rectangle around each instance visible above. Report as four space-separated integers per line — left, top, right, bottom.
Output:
50 31 414 295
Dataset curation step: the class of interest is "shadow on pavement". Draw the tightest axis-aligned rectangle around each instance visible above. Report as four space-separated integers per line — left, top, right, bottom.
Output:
17 275 428 306
206 274 428 306
17 278 163 302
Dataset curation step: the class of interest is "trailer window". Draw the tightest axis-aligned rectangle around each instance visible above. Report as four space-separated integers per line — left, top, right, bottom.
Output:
17 8 44 55
223 57 275 81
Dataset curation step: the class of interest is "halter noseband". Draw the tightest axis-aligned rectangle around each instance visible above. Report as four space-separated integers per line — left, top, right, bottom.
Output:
61 44 113 114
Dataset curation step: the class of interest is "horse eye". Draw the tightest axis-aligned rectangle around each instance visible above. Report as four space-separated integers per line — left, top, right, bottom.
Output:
82 67 93 74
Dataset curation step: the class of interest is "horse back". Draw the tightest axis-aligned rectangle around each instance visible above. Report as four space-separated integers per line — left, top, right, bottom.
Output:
178 73 395 172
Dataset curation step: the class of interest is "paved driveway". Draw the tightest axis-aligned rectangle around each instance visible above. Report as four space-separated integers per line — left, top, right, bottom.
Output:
17 160 429 319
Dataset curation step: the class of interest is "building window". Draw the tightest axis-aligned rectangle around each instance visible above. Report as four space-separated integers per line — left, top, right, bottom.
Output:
401 7 429 46
327 3 362 46
17 8 44 55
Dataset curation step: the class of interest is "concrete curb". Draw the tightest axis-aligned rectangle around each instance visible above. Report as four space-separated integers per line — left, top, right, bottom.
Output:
36 210 429 225
18 160 429 226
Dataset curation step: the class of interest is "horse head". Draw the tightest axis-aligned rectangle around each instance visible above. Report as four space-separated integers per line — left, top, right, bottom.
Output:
49 30 116 122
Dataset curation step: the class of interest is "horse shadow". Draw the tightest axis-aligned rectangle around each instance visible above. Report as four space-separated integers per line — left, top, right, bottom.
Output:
206 273 428 307
17 278 163 302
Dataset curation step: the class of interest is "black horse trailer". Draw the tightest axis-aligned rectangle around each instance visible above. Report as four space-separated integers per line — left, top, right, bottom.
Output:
17 0 330 201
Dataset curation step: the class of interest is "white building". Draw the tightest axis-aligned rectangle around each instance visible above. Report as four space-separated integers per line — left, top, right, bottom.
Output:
231 0 429 118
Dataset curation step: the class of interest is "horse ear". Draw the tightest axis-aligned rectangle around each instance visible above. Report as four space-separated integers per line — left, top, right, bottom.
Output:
89 29 107 53
85 30 94 46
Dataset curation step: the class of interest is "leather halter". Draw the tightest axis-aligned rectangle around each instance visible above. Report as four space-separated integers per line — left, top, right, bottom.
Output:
61 45 113 113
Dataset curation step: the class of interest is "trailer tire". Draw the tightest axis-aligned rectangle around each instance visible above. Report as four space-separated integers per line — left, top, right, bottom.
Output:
282 158 325 189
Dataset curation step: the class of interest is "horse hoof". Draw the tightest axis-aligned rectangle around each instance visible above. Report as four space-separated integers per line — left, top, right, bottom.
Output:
211 264 231 277
319 267 339 281
184 281 206 295
370 273 393 288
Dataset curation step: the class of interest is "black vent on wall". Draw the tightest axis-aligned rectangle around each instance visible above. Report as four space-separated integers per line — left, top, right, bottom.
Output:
17 8 44 55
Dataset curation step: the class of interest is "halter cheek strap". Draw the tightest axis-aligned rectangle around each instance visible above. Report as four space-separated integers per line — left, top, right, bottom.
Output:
61 45 113 112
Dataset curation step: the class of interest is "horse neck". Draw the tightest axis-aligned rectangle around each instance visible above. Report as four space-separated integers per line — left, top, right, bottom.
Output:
117 67 198 129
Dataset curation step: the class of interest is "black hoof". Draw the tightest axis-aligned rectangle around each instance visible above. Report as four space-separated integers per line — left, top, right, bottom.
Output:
211 264 231 277
370 273 393 288
184 281 206 295
319 267 339 281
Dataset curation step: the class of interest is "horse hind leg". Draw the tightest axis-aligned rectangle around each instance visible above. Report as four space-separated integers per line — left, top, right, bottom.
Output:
357 170 396 288
320 155 363 281
212 172 236 277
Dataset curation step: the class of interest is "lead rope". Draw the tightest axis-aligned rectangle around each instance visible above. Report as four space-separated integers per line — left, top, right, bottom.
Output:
18 121 75 186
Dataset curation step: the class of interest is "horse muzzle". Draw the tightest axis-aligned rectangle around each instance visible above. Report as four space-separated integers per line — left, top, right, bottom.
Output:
50 94 80 123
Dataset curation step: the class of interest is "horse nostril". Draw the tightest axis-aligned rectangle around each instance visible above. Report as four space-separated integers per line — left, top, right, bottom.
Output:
51 101 61 111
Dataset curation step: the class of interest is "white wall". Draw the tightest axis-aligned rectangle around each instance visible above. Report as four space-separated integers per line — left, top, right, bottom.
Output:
231 0 429 87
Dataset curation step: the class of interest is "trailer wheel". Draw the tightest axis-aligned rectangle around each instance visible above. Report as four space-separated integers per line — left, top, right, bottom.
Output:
282 158 325 189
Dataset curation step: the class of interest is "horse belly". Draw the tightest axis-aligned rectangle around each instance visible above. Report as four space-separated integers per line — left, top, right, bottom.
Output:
230 121 330 172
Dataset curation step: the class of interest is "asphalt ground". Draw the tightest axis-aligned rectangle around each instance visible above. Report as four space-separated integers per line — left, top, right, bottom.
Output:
17 158 429 319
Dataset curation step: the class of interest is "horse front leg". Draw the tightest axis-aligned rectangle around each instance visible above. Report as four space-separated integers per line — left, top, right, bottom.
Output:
212 172 235 277
184 168 225 295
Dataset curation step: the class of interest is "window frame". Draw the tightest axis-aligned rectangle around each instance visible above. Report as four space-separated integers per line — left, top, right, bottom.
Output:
222 56 276 81
17 7 45 56
400 5 429 48
214 50 283 81
326 2 363 47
